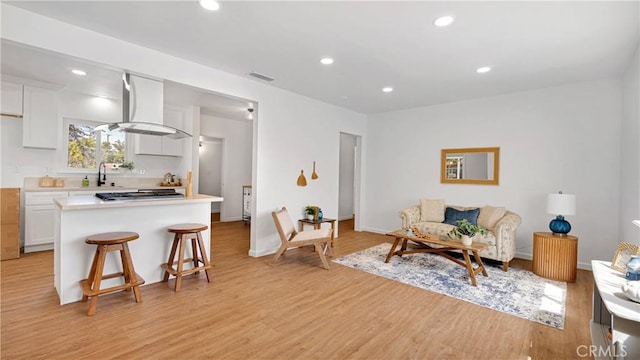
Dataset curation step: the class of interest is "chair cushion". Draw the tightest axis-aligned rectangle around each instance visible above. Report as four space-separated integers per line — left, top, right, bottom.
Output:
443 207 480 226
292 228 331 242
420 199 445 222
477 205 506 231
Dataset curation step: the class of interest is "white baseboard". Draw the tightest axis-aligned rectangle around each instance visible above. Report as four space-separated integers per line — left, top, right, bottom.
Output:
24 243 54 253
248 247 278 258
577 261 592 271
515 251 532 261
221 216 242 222
360 226 389 235
338 216 354 221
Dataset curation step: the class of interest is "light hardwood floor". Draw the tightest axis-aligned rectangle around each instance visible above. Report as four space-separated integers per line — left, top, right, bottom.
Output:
1 220 593 359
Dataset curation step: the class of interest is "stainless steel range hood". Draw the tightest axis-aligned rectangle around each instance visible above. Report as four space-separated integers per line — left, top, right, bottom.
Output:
95 73 191 139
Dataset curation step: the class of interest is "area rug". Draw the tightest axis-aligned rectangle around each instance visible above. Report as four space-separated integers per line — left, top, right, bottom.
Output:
333 243 567 329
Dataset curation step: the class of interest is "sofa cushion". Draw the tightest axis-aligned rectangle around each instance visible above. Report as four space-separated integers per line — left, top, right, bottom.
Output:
477 205 506 231
443 207 480 226
420 199 445 222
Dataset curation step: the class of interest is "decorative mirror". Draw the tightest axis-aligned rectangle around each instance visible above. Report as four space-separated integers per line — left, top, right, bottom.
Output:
441 147 500 185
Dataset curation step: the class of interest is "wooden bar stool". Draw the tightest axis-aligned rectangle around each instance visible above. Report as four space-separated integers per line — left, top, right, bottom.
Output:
79 231 145 316
161 223 212 291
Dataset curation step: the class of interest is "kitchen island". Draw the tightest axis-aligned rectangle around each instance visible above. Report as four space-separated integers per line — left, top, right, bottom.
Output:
53 193 223 305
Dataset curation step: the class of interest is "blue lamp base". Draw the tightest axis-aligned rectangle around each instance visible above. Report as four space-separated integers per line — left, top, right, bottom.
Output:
549 215 571 235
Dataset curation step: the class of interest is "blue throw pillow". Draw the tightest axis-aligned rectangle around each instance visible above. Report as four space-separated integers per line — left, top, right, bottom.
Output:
443 207 480 226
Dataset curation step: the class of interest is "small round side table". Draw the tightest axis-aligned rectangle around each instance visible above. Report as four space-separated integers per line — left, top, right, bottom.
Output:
532 232 578 282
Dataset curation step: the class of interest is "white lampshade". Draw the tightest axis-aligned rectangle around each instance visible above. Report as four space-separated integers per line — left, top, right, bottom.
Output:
547 193 576 216
633 220 640 228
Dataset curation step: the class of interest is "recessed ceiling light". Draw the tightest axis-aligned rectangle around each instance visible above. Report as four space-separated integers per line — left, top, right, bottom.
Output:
382 87 394 93
476 67 491 74
71 69 87 76
320 57 334 65
199 0 220 11
433 15 455 27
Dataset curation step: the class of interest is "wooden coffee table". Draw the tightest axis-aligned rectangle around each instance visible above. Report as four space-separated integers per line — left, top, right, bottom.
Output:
385 229 489 286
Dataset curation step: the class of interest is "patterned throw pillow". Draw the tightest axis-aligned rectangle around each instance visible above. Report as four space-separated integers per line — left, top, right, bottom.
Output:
443 207 480 226
477 205 506 231
420 199 445 222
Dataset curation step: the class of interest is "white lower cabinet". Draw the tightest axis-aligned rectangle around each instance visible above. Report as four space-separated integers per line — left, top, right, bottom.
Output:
24 191 67 253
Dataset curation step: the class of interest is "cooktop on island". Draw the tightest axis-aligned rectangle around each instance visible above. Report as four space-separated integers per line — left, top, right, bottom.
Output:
95 189 184 201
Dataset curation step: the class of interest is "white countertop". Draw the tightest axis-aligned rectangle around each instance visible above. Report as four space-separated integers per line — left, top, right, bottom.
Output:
23 176 185 192
54 193 223 210
25 185 184 192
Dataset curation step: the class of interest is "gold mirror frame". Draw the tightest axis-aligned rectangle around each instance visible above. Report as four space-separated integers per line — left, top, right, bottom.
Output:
441 147 500 185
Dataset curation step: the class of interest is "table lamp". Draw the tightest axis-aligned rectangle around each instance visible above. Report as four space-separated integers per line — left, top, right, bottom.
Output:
547 191 576 235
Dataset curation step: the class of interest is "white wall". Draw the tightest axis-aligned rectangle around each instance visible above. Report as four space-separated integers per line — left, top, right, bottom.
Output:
200 115 252 221
1 4 367 257
620 45 640 244
339 133 356 220
364 78 623 269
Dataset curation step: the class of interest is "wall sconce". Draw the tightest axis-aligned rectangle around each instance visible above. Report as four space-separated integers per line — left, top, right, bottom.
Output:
297 170 307 186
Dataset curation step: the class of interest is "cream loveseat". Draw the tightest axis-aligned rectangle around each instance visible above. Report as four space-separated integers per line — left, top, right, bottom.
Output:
399 200 521 271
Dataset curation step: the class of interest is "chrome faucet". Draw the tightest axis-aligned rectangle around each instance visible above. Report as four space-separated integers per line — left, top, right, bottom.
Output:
97 162 107 186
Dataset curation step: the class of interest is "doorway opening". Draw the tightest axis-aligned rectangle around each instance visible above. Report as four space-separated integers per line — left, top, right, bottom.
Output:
338 132 361 235
198 136 224 221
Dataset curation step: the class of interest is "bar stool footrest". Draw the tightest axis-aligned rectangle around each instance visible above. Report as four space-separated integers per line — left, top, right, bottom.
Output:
80 272 145 297
161 262 212 277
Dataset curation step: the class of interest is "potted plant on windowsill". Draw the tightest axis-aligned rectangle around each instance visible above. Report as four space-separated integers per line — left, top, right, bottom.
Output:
447 219 488 246
119 161 135 175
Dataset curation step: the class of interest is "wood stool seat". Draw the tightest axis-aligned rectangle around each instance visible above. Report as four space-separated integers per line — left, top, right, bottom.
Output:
162 223 212 291
80 231 145 316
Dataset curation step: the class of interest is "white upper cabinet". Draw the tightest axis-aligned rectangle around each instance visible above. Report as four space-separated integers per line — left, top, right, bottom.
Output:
161 105 185 157
128 74 163 124
22 85 59 149
134 132 163 155
134 104 185 156
1 82 24 116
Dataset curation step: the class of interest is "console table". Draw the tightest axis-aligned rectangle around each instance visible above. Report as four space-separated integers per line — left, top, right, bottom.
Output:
590 260 640 359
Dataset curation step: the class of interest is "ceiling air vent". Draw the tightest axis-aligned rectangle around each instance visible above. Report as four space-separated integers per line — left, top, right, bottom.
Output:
249 71 275 82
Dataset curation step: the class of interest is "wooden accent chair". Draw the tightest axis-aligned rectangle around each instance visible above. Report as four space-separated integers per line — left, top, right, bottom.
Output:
271 207 332 269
